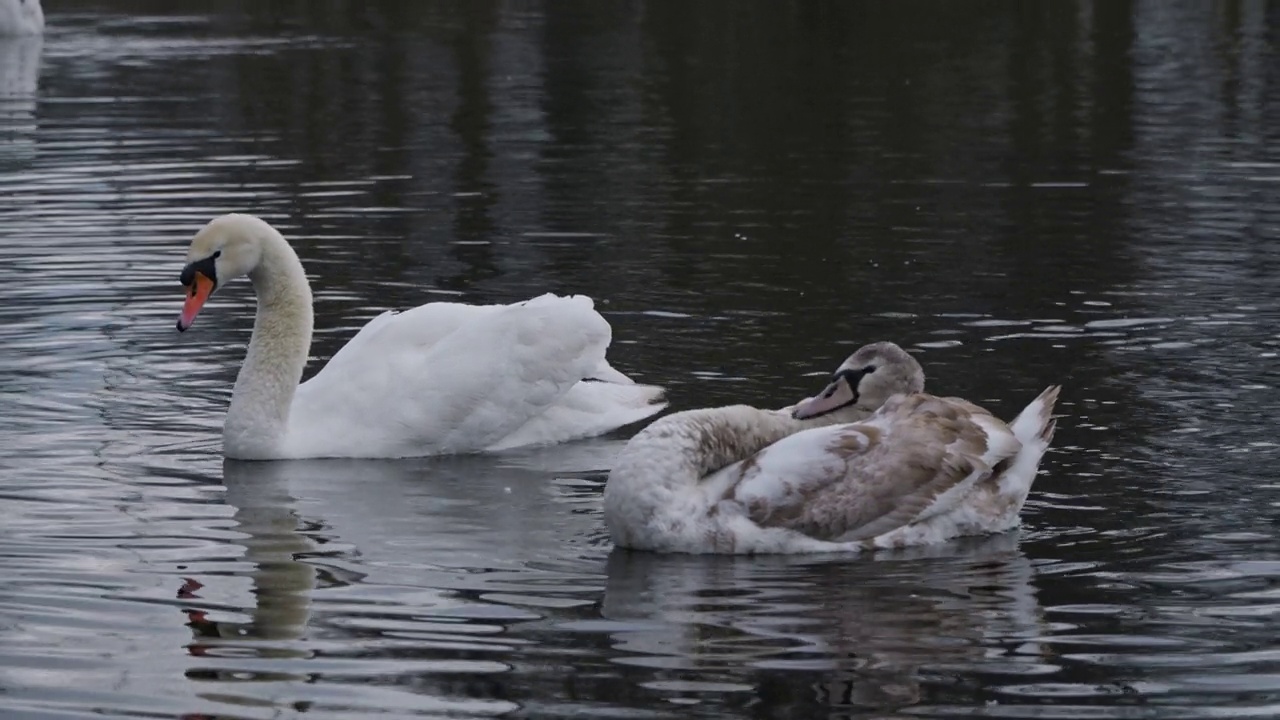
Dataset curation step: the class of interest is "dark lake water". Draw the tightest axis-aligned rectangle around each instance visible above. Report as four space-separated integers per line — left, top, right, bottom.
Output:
2 1 1279 717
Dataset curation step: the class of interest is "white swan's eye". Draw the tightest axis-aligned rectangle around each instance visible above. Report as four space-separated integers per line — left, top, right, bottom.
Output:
212 250 222 259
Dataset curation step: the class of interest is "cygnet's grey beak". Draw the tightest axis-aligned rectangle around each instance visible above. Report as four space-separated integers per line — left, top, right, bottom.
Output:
791 377 856 420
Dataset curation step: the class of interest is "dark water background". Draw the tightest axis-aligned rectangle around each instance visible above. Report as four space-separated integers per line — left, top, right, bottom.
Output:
1 1 1279 717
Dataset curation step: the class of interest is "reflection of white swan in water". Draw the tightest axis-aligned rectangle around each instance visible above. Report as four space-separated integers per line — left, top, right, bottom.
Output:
174 444 624 708
0 0 43 37
180 460 341 678
206 440 628 579
181 437 628 655
0 33 41 163
602 534 1050 711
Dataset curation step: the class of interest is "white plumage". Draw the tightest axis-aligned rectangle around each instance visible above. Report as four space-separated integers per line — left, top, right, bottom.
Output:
605 342 1059 554
177 214 665 460
0 0 42 36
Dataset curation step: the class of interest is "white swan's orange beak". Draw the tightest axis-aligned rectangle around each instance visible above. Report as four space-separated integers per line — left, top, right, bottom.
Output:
178 272 214 332
791 376 857 420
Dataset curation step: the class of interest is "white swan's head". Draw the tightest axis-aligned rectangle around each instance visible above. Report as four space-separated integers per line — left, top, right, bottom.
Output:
177 214 274 331
0 0 44 36
791 341 925 420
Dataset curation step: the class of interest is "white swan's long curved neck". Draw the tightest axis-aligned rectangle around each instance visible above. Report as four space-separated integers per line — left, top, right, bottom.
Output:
223 232 313 459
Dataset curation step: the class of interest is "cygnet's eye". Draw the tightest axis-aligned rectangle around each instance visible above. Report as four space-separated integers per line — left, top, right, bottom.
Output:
831 365 876 389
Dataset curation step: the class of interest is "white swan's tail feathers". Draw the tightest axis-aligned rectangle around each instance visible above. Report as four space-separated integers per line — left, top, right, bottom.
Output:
613 381 665 407
484 379 667 451
587 358 638 385
601 388 668 430
559 379 666 421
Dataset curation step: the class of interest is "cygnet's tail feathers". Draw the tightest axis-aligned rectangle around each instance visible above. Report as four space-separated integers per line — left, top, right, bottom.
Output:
1010 384 1061 447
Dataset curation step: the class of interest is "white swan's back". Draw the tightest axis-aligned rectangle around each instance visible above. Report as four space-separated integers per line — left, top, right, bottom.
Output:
287 293 665 459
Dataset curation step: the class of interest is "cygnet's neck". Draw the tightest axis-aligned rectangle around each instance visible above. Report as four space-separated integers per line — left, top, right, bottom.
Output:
610 403 862 497
223 231 313 459
687 405 858 479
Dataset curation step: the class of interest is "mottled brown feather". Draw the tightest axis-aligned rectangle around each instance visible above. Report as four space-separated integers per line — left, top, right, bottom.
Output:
740 392 1015 542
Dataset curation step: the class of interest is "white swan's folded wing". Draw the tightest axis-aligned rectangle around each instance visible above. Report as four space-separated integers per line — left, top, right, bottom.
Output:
729 395 1023 542
309 300 504 384
288 294 615 457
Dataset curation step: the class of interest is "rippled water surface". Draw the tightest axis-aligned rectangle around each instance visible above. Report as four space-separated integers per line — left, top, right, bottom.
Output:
2 1 1280 718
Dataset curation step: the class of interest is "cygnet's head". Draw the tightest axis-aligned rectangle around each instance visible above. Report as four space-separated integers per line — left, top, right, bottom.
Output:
177 214 274 331
0 0 44 37
791 341 925 420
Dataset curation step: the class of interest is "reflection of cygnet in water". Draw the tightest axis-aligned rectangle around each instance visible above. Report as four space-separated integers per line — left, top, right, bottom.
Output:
602 533 1050 711
179 460 338 678
0 0 43 37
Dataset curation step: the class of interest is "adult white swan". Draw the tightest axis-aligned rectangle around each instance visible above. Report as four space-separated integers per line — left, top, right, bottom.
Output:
604 342 1060 554
176 213 666 460
0 0 43 36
